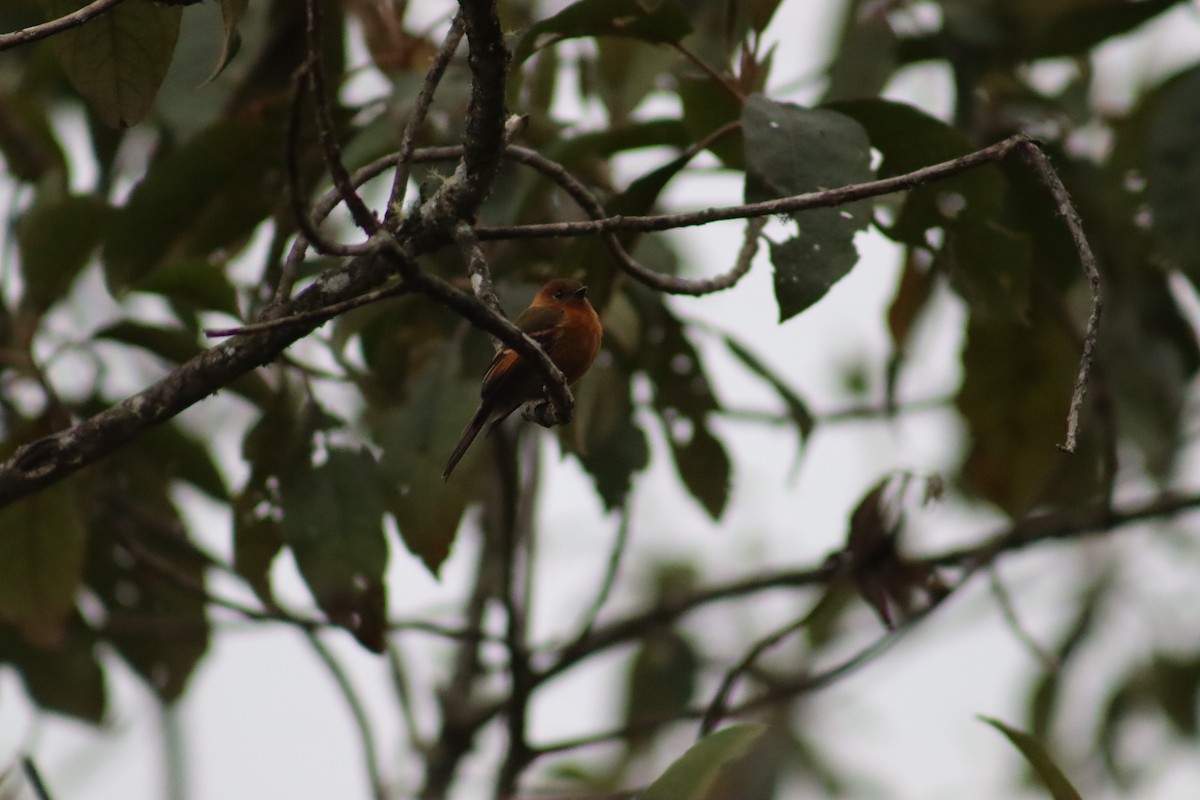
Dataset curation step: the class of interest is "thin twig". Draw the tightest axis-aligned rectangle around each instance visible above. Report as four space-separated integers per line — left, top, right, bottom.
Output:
205 276 410 338
21 757 54 800
387 638 428 754
305 632 388 800
1014 143 1102 453
670 41 745 103
304 0 379 236
987 565 1058 671
454 220 504 319
698 612 814 736
385 12 466 221
539 490 1200 686
533 627 905 757
285 64 371 260
474 136 1029 240
567 507 631 649
0 0 125 51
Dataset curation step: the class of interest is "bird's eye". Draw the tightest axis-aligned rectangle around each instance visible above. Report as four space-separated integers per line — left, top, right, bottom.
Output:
554 291 564 300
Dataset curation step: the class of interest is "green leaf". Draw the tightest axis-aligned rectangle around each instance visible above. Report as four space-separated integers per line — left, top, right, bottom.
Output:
1015 0 1181 60
134 257 240 317
642 723 767 800
979 716 1084 800
205 0 249 82
822 0 898 103
45 0 181 128
1151 654 1200 737
742 94 874 321
630 289 730 519
84 472 210 703
279 447 389 652
0 480 87 647
830 98 1028 318
372 343 479 575
1143 64 1200 285
956 300 1100 516
594 37 679 124
573 360 650 510
513 0 693 64
0 613 106 723
766 223 860 320
103 118 279 291
624 629 698 740
0 88 68 183
672 424 730 520
152 422 229 499
232 477 283 606
679 76 743 167
17 193 111 312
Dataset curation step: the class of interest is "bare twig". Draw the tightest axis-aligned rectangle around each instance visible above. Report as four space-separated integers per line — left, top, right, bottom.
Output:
495 431 537 798
306 632 388 800
1015 144 1102 453
303 0 379 236
698 613 813 737
473 136 1020 240
205 276 411 338
21 757 54 800
0 0 125 51
671 41 744 103
285 64 372 261
566 507 632 649
454 220 504 319
385 13 466 221
539 490 1200 687
987 565 1058 671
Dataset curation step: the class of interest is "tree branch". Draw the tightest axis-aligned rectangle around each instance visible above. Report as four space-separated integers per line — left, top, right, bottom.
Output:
303 0 379 236
0 0 125 51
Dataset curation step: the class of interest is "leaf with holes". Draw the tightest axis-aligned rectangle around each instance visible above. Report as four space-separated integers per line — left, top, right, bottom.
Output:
743 94 874 321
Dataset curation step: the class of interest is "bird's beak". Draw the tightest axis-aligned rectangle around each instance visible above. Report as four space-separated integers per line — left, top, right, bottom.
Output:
574 285 588 299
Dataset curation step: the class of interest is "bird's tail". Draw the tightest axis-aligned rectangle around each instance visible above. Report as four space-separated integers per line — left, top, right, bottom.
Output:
442 404 491 480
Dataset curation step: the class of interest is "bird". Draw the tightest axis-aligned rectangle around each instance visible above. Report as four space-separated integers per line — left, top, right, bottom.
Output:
442 278 602 480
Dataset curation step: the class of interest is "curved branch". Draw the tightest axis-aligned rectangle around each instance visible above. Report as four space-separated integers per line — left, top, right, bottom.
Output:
0 0 125 51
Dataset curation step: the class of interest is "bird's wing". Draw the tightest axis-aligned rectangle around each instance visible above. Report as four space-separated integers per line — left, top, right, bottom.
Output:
479 305 565 400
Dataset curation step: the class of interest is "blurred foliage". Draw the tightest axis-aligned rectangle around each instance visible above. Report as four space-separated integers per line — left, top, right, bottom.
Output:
1 0 1200 797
